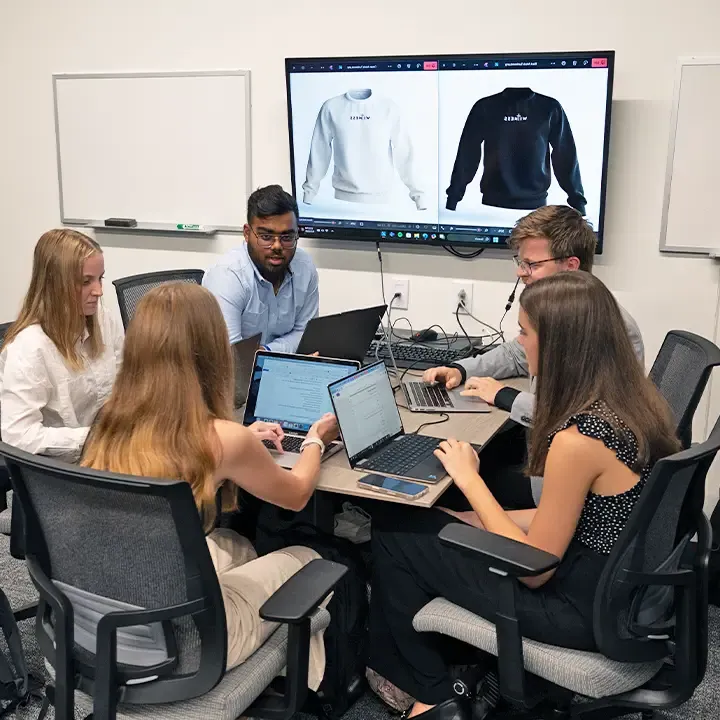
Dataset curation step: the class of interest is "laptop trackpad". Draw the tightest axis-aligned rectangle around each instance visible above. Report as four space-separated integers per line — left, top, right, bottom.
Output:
405 456 446 483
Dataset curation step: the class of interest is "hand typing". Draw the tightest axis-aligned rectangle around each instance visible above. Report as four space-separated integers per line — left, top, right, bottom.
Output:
249 421 285 453
433 438 480 489
461 376 504 405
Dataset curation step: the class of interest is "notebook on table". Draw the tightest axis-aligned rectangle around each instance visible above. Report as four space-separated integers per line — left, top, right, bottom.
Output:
328 361 447 483
242 351 361 468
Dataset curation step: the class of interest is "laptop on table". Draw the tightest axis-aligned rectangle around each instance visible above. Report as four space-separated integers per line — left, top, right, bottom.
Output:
242 351 361 468
328 361 447 483
402 378 491 414
296 304 387 362
232 333 262 408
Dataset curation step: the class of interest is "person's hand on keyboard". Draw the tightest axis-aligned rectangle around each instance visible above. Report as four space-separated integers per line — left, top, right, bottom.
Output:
307 412 340 446
422 366 462 390
248 421 285 453
461 376 503 405
433 438 480 489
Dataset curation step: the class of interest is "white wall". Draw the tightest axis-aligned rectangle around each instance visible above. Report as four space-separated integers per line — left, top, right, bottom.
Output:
2 0 720 505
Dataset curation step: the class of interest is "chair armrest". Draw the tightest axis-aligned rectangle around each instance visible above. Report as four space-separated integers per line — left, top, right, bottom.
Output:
439 523 560 577
260 559 347 624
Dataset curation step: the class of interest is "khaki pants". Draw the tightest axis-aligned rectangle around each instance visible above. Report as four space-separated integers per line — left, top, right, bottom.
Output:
206 528 327 690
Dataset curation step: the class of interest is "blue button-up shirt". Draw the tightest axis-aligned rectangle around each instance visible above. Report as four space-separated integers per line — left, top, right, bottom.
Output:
202 242 319 353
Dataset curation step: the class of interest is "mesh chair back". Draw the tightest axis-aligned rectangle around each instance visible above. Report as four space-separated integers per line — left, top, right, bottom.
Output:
0 442 226 701
113 269 205 329
649 330 720 449
593 415 720 664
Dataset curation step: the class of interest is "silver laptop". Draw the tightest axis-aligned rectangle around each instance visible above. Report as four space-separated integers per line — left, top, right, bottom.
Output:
402 378 490 413
242 351 361 468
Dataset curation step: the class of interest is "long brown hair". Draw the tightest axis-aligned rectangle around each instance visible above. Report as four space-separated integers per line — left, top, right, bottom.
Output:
522 271 679 476
2 229 103 369
81 282 236 529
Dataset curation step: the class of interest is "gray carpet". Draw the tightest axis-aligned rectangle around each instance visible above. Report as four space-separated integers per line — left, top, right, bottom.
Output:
1 533 718 719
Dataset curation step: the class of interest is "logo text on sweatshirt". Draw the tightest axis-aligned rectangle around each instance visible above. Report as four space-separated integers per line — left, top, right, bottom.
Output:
349 114 371 120
504 113 528 122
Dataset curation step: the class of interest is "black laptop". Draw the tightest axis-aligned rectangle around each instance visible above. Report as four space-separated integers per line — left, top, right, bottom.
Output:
231 333 262 408
328 361 446 483
296 305 387 362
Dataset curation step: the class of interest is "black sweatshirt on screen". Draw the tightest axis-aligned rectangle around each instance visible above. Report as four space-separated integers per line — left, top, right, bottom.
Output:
446 88 586 214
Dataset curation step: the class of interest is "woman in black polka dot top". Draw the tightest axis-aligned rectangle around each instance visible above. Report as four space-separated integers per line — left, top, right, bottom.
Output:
367 272 680 720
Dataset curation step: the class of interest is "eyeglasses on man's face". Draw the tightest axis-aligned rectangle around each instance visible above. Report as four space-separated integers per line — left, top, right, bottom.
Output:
512 255 570 274
249 226 299 248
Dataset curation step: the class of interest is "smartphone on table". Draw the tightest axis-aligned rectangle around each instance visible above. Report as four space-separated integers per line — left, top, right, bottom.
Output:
357 473 429 500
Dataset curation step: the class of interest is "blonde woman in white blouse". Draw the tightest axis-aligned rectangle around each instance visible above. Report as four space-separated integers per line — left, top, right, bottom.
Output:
0 229 123 463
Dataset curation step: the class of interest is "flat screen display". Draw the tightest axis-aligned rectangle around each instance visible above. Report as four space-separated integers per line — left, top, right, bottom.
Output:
286 50 614 251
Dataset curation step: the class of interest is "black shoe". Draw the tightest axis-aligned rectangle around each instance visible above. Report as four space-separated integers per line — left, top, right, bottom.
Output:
400 697 471 720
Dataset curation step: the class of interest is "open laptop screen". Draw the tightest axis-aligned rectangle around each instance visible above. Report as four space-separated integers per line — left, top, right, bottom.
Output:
243 352 360 433
328 361 403 464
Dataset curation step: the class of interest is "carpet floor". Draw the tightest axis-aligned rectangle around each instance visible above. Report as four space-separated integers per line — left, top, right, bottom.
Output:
1 533 718 719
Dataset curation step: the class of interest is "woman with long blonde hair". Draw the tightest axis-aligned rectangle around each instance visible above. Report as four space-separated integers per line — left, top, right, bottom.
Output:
367 272 680 720
82 282 338 682
0 229 123 462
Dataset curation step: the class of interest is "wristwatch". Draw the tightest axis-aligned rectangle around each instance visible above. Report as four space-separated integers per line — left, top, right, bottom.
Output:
300 437 325 456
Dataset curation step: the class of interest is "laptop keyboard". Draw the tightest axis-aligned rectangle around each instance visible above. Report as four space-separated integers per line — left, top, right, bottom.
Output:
361 434 440 475
406 381 455 409
262 436 339 453
263 436 304 453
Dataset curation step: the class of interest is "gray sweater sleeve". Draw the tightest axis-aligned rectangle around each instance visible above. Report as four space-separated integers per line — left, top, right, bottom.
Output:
454 337 529 381
450 304 644 430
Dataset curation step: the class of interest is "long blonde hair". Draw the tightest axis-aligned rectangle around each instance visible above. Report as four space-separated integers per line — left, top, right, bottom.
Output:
81 282 236 529
522 272 680 476
2 229 104 370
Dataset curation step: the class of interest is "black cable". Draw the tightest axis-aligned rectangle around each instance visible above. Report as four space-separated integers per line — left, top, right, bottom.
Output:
412 413 450 435
455 303 474 351
442 244 485 259
376 241 387 307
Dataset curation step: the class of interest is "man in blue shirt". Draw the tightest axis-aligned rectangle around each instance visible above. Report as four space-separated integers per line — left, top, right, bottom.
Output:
203 185 319 353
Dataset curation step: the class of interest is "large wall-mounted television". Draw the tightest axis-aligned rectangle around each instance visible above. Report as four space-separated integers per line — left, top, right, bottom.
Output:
285 50 614 252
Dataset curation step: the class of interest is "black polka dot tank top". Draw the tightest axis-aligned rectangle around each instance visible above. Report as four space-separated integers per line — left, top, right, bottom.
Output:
549 401 650 556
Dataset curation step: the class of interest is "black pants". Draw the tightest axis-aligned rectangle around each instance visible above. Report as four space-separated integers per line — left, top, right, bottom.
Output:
441 420 535 512
367 505 598 705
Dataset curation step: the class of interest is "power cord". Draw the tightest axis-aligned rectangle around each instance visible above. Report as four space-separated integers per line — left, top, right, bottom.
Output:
412 413 450 435
442 244 485 259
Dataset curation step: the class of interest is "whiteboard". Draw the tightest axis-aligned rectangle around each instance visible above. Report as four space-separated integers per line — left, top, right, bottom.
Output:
660 58 720 255
53 71 252 232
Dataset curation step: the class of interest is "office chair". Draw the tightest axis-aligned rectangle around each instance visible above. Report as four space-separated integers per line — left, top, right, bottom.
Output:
649 330 720 449
413 415 720 719
0 441 346 720
112 269 205 329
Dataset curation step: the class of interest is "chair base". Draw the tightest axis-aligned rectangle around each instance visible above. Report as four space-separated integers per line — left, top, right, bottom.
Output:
13 601 38 622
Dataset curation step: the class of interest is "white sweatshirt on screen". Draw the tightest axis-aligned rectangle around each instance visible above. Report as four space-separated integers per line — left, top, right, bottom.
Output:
302 89 427 209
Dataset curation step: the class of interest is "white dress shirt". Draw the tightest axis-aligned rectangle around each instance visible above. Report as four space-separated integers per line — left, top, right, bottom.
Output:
0 307 124 463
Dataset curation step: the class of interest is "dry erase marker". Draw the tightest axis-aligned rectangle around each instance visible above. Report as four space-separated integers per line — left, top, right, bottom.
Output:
176 223 205 231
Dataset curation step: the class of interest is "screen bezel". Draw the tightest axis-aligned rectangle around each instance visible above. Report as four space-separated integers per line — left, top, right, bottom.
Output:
328 360 405 465
285 49 615 253
243 351 361 432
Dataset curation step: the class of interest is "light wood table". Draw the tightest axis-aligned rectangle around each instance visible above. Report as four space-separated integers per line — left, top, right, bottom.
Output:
316 376 530 508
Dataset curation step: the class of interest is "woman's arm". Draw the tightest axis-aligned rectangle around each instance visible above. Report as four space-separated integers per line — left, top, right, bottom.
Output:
1 347 89 460
213 414 337 511
435 428 601 587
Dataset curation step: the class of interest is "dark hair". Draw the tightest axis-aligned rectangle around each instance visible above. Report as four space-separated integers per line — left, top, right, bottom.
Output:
246 185 298 224
509 205 597 272
520 271 679 476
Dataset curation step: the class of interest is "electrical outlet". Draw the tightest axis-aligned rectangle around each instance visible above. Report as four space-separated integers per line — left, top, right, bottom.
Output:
390 276 409 311
452 280 473 315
